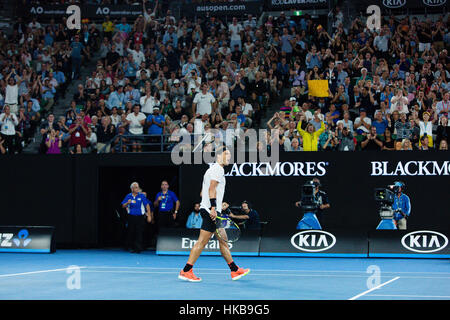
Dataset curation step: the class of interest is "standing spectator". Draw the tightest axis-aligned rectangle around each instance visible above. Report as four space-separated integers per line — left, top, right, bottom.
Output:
71 34 87 80
125 105 146 152
395 113 412 140
361 126 384 151
435 116 449 148
5 70 21 115
192 83 216 116
45 129 62 154
228 18 243 52
146 107 165 136
68 115 89 153
102 16 115 40
390 89 409 115
96 116 115 153
373 110 389 135
296 115 325 151
337 126 355 151
0 105 19 154
140 87 160 116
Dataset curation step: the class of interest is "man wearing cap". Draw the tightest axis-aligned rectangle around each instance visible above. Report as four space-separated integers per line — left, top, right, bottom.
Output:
391 182 411 230
228 201 261 230
146 107 165 136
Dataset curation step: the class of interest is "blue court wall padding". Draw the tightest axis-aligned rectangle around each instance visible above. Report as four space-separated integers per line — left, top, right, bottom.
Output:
156 228 450 258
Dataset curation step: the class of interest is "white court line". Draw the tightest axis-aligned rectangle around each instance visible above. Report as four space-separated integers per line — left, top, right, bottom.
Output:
0 267 87 278
348 277 400 300
84 266 450 275
367 294 450 298
80 270 450 279
81 270 372 277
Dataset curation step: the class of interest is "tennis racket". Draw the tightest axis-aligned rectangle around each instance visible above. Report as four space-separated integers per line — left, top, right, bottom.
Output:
214 213 241 243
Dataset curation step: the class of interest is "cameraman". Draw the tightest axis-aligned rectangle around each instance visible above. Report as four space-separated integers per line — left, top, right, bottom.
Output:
295 178 330 226
228 201 261 230
391 181 411 230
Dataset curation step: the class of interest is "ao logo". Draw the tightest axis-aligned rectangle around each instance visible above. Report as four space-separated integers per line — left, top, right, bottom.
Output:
382 0 406 8
13 229 32 247
423 0 446 6
290 230 336 252
30 7 44 14
96 7 110 15
401 231 448 253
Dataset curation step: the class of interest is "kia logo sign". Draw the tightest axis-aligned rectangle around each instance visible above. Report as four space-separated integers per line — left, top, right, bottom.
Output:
401 231 448 253
423 0 446 6
382 0 406 8
290 230 336 252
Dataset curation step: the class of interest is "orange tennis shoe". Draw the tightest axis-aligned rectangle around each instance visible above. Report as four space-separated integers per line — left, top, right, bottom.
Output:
231 267 250 281
178 269 202 282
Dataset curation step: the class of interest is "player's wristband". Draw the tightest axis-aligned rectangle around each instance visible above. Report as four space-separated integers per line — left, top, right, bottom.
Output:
210 198 217 208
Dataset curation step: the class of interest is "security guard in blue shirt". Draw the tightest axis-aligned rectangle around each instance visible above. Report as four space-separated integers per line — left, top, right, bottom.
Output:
154 180 180 228
121 182 153 253
391 181 411 230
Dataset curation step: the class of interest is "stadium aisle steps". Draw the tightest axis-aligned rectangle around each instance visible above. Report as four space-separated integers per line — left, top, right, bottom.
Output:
23 51 102 154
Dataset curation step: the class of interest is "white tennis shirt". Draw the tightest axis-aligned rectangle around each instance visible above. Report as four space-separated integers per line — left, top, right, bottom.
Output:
200 162 226 214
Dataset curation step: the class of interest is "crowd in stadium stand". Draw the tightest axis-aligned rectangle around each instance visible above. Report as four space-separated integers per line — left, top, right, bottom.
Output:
0 1 448 154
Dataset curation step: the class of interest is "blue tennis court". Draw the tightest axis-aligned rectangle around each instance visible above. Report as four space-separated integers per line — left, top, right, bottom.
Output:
0 249 449 300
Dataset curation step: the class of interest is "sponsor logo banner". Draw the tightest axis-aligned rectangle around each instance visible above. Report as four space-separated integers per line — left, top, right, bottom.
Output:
23 5 144 19
370 161 450 176
267 0 329 10
156 228 260 256
0 226 55 253
224 161 329 177
182 1 263 17
260 229 368 256
368 230 450 257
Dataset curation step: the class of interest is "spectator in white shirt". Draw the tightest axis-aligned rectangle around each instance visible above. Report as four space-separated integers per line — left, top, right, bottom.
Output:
127 43 145 66
5 70 21 115
0 105 19 154
354 108 372 134
238 96 253 127
140 87 160 116
229 17 243 52
192 83 216 116
125 105 146 152
390 89 409 114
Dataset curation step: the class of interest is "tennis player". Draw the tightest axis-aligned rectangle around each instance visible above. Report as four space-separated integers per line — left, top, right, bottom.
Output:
178 146 250 282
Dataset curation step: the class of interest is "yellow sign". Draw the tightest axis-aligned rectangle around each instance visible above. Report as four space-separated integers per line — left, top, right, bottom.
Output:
308 80 329 98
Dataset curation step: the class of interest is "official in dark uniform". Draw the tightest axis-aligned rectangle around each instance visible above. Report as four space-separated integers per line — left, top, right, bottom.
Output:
121 182 152 253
